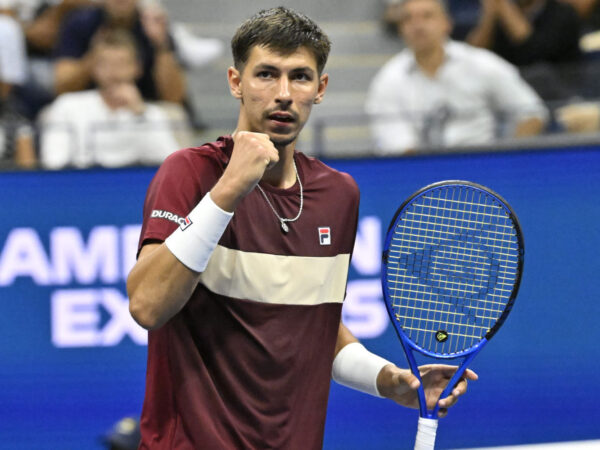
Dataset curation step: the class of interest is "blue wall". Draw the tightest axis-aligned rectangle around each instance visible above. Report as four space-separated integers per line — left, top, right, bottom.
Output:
1 146 599 449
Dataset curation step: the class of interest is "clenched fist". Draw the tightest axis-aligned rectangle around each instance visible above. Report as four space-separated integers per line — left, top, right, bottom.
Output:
210 132 280 212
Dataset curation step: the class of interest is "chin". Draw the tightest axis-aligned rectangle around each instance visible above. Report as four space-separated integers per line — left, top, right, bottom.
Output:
269 134 297 148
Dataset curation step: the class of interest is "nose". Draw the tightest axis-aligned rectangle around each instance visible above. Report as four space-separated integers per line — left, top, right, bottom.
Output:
275 77 292 107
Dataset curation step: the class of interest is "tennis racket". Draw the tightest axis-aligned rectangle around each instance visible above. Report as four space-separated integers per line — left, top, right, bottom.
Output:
381 180 524 450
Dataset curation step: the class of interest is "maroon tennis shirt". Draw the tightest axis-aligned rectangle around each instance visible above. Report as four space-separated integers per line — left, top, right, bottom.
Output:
136 136 359 449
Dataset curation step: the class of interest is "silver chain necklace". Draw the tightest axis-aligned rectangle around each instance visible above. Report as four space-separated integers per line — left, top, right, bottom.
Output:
256 158 303 233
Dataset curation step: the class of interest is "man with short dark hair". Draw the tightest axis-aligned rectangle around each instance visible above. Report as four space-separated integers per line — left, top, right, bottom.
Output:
41 29 179 168
366 0 548 154
54 0 185 104
127 7 476 449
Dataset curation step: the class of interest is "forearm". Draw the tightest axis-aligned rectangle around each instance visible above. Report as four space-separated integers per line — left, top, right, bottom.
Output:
496 0 532 43
466 8 497 48
153 49 186 103
25 5 71 52
54 58 93 94
127 242 201 329
332 323 393 396
514 116 544 137
14 133 37 168
128 191 234 328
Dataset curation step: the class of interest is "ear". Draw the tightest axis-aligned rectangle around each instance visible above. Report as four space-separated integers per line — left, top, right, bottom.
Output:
314 73 329 104
227 66 243 99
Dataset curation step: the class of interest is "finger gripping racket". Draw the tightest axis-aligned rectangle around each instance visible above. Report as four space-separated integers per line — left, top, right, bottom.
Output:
381 180 524 450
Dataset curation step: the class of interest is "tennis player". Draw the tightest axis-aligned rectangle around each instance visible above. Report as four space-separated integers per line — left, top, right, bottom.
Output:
127 7 477 449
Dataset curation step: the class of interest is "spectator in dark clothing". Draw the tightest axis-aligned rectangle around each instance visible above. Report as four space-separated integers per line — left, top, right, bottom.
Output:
467 0 581 66
53 0 186 105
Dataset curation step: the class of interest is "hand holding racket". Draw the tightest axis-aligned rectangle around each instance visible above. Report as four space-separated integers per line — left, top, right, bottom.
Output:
381 181 524 449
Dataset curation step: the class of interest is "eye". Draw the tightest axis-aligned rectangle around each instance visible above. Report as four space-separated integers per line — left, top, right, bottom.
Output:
293 72 312 81
257 70 273 79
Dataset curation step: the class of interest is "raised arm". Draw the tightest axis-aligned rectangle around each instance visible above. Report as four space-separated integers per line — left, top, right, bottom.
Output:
127 132 279 329
467 0 500 49
141 4 186 103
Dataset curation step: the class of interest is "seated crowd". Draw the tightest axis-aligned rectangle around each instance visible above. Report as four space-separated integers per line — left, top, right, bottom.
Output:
0 0 198 169
373 0 600 154
2 0 600 167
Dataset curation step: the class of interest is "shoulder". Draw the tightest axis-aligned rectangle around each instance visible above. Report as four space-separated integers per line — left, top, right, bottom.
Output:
44 90 100 117
156 137 232 184
61 6 103 31
448 40 518 75
297 153 359 200
373 50 412 81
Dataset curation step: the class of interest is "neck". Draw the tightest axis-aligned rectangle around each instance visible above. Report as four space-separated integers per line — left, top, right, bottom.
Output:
414 44 445 77
262 146 297 189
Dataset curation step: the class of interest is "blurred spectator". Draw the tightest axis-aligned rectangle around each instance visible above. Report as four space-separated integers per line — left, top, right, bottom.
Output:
560 0 599 28
0 11 36 167
466 0 581 66
366 0 547 154
170 21 224 70
54 0 186 105
25 1 95 107
0 10 28 100
0 100 37 168
40 29 180 169
385 0 481 40
556 101 600 132
0 1 94 119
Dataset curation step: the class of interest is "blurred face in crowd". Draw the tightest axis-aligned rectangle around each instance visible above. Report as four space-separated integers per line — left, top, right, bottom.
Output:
105 0 138 22
398 0 451 54
228 45 328 148
92 44 140 89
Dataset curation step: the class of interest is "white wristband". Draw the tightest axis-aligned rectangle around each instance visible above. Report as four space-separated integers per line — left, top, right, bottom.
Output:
165 192 233 272
331 342 392 397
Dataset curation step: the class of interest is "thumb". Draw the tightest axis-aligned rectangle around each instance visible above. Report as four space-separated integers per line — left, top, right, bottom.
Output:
396 370 420 390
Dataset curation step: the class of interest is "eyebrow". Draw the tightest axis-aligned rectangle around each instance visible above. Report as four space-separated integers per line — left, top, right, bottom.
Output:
254 64 316 75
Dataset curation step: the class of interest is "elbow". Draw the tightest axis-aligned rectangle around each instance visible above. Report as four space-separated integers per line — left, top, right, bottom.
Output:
128 287 165 330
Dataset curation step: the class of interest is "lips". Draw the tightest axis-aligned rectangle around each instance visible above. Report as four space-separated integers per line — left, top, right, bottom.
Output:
267 111 296 124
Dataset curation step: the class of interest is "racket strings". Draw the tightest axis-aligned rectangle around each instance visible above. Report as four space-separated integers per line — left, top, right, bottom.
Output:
386 186 520 355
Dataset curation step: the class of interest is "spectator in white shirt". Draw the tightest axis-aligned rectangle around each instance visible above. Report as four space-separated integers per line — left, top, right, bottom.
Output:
40 28 182 169
366 0 548 154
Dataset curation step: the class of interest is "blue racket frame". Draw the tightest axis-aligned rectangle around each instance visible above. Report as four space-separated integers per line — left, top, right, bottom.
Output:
381 180 524 419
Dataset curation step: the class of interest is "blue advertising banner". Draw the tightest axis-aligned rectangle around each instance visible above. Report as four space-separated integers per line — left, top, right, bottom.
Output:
1 145 599 449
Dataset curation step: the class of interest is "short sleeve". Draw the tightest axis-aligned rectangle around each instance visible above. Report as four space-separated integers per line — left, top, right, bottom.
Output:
54 9 100 58
137 149 222 253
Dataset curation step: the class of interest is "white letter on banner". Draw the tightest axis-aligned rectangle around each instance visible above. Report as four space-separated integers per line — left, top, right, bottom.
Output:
100 288 147 345
351 216 381 276
342 279 388 339
50 226 119 285
121 225 141 281
0 228 52 286
51 289 101 347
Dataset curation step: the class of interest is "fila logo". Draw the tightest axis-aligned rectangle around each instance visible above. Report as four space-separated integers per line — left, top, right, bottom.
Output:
318 227 331 246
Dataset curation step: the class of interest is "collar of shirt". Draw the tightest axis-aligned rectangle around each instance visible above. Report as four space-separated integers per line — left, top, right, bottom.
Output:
405 39 455 75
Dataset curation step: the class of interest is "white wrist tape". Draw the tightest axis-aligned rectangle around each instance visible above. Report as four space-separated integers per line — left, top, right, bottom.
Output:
165 192 233 272
331 342 392 397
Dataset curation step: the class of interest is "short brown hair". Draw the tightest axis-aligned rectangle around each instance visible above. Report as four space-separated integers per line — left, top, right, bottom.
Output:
231 7 331 74
91 28 140 60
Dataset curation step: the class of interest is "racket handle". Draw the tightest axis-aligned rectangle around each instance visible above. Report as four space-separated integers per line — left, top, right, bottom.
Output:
414 417 438 450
